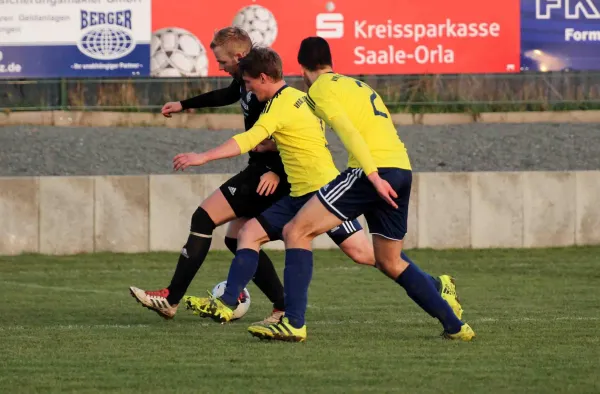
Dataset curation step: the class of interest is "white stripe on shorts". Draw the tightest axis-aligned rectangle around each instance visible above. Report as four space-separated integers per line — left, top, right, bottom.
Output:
328 169 363 205
318 189 348 220
323 168 363 205
323 168 360 201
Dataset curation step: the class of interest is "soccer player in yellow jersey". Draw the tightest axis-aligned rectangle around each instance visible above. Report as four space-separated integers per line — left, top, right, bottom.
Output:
275 36 475 341
173 46 468 342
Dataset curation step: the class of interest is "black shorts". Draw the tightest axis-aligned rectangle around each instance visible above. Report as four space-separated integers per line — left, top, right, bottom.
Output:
317 167 412 241
219 163 291 218
257 192 362 245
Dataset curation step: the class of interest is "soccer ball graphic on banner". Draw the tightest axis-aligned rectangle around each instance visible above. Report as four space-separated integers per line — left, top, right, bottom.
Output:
211 281 251 320
232 5 278 47
151 27 209 77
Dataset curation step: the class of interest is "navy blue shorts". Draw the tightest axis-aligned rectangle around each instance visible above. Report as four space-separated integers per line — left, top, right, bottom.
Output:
257 192 362 245
317 167 412 241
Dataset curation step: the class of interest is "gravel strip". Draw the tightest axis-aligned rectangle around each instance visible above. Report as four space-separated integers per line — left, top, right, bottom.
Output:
1 123 599 176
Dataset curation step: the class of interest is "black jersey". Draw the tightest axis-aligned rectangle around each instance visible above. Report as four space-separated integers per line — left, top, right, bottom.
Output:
180 78 285 176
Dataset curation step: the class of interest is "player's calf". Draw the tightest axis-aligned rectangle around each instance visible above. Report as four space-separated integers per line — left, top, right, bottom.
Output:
165 206 217 305
375 236 469 336
224 235 286 315
218 219 270 308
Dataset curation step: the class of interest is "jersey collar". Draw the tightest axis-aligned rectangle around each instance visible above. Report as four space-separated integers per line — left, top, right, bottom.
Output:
273 84 288 97
315 72 332 85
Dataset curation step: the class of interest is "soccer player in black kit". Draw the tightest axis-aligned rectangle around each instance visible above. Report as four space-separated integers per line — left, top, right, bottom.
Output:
130 27 290 325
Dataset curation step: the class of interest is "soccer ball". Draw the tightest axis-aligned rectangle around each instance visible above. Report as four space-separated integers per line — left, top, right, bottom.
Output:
232 5 278 47
151 27 209 77
211 281 251 320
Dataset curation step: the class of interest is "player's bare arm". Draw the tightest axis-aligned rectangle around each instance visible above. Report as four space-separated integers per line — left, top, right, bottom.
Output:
172 139 242 171
172 124 269 171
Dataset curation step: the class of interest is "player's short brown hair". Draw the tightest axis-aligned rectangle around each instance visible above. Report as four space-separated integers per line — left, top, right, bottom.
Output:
210 27 252 55
238 47 283 81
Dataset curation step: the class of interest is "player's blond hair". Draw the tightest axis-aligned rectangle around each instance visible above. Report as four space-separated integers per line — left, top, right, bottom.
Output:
210 27 252 56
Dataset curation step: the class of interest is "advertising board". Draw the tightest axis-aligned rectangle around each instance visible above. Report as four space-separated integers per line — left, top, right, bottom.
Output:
0 0 151 78
521 0 600 71
151 0 521 77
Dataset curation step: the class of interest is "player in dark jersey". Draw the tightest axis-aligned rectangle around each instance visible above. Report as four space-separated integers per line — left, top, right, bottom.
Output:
129 27 291 325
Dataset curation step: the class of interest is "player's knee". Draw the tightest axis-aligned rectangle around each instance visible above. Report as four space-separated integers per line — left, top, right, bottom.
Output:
376 256 407 278
190 207 216 235
282 222 301 243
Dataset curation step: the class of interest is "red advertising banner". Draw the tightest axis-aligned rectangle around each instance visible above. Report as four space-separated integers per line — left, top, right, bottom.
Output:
151 0 520 77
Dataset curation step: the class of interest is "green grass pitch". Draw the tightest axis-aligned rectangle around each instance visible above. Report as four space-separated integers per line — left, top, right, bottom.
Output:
1 248 599 393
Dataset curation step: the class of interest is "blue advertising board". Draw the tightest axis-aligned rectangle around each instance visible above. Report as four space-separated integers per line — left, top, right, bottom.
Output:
0 1 151 78
521 0 600 71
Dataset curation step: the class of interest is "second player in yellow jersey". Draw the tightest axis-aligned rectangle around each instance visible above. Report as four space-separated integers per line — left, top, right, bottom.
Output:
267 36 475 343
306 72 411 174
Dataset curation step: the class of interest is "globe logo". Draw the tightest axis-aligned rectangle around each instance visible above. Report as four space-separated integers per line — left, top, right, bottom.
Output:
77 26 136 61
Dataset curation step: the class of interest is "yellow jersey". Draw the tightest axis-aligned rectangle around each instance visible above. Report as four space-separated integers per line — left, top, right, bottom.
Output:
306 72 411 174
232 85 340 197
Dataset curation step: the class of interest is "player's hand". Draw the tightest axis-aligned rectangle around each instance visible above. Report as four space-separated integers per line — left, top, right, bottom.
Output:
162 101 183 118
257 171 280 196
252 139 278 153
172 152 208 171
367 172 398 209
